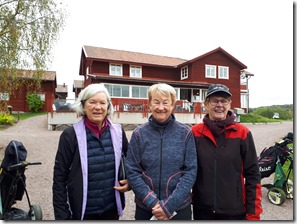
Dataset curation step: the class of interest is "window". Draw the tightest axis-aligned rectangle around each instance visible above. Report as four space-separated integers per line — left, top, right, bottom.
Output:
181 66 188 80
205 65 216 78
0 93 9 101
130 65 142 78
241 94 247 108
105 84 129 97
37 93 45 101
109 64 123 76
132 86 148 98
174 88 180 100
218 66 229 79
104 83 151 99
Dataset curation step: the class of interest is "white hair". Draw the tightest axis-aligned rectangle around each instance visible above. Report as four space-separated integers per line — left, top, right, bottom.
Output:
148 83 176 104
71 83 114 117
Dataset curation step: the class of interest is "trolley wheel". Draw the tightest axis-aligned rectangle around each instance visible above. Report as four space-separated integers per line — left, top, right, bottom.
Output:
286 179 293 199
30 204 43 220
267 187 286 205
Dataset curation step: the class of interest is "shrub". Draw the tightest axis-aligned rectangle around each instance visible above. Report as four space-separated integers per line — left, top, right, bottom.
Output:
253 106 293 120
26 93 44 112
0 113 15 125
240 113 277 123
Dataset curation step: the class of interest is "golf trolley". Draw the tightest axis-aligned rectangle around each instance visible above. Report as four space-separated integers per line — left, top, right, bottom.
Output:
258 132 293 205
0 140 43 220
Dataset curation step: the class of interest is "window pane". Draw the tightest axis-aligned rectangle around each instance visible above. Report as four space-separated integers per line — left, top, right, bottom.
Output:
132 86 139 97
139 87 147 98
105 84 112 96
113 85 121 97
111 67 115 75
122 86 129 97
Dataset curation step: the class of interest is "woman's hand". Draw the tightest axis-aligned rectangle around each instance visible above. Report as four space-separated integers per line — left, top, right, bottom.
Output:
152 202 169 220
114 179 131 192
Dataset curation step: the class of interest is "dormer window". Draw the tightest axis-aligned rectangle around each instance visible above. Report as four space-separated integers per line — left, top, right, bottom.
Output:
110 64 123 76
130 65 142 78
181 66 188 80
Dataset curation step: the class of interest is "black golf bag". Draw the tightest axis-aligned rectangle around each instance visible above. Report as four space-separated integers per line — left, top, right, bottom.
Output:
0 140 42 220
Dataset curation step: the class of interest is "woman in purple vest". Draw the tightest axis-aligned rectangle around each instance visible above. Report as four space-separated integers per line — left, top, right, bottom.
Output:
53 83 130 220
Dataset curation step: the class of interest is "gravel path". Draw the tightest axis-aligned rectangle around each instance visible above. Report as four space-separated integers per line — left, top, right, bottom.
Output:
0 115 293 220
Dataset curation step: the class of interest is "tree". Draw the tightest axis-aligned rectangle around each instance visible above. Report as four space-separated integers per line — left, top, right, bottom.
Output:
0 0 66 111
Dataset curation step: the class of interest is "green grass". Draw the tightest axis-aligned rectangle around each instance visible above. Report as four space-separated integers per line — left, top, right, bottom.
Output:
0 112 47 130
240 113 288 123
12 112 47 121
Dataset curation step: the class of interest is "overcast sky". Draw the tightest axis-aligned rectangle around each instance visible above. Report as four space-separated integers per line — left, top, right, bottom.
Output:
50 0 293 108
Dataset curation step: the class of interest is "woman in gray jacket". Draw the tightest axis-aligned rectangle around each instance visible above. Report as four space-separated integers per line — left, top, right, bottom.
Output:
126 83 197 220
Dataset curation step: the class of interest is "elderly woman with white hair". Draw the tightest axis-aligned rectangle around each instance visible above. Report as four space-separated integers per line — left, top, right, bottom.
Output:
53 83 130 220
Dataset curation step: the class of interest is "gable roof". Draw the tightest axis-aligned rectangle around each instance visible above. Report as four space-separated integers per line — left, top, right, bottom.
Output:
83 45 187 67
56 84 68 93
81 46 247 72
73 80 84 89
184 47 247 69
15 70 56 81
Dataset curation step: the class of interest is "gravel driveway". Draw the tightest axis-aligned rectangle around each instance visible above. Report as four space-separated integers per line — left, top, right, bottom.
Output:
0 115 293 220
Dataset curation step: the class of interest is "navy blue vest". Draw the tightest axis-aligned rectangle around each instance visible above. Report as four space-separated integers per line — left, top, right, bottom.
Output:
85 126 116 215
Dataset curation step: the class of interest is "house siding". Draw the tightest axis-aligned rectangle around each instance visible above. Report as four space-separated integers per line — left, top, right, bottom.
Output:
6 73 56 113
79 46 249 113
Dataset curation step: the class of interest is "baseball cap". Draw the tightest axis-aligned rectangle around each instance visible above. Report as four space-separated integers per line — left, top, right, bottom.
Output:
205 84 232 98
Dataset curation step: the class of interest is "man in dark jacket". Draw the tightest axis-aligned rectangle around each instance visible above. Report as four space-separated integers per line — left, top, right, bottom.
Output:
191 84 263 220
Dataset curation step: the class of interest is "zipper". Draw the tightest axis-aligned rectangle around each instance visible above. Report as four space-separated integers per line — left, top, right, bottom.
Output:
158 129 163 198
213 146 217 213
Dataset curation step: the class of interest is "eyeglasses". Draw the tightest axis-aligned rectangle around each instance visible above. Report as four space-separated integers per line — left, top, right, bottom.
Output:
208 99 231 106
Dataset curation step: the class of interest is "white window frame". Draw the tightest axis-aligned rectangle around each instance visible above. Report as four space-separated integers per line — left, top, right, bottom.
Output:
174 88 180 100
201 89 208 101
37 93 45 101
130 65 142 78
109 63 123 76
132 86 148 98
241 93 247 108
181 66 188 80
104 83 150 99
218 66 229 79
104 83 129 97
205 64 216 78
0 93 9 101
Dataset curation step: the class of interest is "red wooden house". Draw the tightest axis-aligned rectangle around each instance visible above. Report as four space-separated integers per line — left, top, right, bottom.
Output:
78 46 250 114
4 70 57 112
73 80 84 99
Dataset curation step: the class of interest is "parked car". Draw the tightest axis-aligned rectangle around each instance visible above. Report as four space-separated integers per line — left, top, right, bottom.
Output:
53 100 72 111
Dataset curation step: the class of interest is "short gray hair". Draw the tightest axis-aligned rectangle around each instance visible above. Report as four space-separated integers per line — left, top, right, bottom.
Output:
148 83 176 104
71 83 114 117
